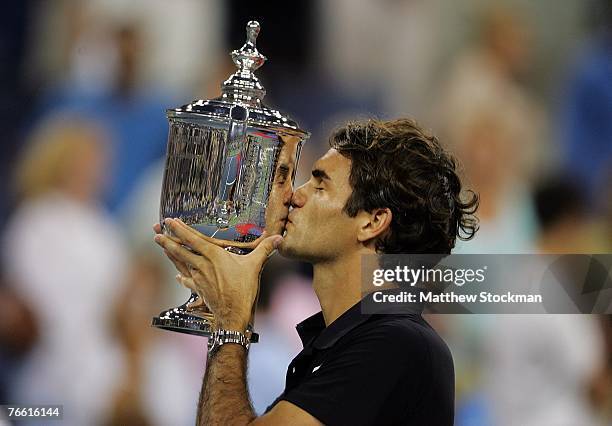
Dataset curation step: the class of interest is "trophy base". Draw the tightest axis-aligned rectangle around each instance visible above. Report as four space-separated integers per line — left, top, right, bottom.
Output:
152 308 214 337
152 296 259 342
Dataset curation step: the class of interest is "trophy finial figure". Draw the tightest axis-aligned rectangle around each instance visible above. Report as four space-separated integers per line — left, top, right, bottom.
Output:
246 20 260 45
223 20 267 103
230 20 266 72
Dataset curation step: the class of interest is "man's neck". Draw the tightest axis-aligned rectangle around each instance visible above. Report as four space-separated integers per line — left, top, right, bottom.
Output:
311 250 366 326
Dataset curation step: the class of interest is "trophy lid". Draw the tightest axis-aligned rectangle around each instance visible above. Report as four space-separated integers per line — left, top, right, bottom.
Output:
168 21 308 137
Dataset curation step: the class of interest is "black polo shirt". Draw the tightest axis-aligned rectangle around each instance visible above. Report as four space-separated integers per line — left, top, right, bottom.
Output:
265 297 454 425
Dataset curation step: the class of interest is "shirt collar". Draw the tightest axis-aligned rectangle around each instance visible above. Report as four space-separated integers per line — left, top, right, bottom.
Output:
295 299 372 350
295 290 424 350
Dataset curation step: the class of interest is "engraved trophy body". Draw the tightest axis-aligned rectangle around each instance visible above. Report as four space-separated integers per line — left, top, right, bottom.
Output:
152 21 309 338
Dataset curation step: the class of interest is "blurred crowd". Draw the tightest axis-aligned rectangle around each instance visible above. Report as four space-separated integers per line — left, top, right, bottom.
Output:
0 1 611 425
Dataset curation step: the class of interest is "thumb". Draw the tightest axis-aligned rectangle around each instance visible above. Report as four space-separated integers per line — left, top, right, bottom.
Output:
252 234 283 263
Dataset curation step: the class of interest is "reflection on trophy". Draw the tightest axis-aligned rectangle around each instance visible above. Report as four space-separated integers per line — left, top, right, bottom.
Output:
152 21 309 339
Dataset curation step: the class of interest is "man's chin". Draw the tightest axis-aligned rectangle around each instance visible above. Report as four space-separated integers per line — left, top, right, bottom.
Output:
277 240 293 258
277 238 302 260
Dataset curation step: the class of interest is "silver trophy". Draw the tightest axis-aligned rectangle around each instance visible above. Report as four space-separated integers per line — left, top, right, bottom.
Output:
152 21 309 339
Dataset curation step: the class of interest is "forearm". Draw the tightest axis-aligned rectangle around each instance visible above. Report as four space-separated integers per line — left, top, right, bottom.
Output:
197 343 256 426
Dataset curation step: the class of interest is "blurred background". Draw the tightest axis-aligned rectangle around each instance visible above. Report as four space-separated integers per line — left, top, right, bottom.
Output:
0 0 611 425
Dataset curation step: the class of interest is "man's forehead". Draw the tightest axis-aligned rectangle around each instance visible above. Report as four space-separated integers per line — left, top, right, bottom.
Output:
312 148 351 175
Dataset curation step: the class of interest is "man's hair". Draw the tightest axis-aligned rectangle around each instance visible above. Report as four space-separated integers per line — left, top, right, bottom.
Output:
329 118 479 254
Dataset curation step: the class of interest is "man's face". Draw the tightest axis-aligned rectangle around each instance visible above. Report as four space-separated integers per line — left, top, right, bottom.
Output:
279 148 361 263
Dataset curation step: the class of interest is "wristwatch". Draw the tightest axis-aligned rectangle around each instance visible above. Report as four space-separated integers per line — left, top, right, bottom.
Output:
207 329 251 355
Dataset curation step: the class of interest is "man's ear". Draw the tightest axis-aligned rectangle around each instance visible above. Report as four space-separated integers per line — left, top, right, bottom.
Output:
357 208 392 243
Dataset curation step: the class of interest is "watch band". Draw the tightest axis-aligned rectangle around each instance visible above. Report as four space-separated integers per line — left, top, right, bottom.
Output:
207 329 251 355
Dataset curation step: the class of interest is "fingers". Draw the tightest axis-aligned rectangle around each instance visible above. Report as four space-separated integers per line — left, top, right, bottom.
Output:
186 298 205 309
175 274 206 309
154 222 196 276
164 249 192 277
251 234 284 264
152 222 183 246
175 273 196 291
154 232 204 267
163 219 220 258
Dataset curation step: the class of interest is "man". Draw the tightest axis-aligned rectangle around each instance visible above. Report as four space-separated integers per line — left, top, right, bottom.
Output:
154 118 478 425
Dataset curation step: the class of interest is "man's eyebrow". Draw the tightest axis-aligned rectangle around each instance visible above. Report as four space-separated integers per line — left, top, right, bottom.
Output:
312 168 331 180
